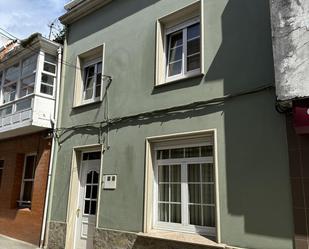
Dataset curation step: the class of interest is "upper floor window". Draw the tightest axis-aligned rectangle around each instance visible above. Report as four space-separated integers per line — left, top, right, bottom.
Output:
3 64 19 103
20 54 37 97
166 19 201 81
83 60 102 103
40 54 57 96
73 45 104 107
155 1 203 85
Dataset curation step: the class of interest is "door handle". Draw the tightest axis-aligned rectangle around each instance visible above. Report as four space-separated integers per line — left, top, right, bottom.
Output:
77 208 80 217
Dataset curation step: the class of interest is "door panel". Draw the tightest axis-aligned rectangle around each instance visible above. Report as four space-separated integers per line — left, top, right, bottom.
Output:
75 155 100 249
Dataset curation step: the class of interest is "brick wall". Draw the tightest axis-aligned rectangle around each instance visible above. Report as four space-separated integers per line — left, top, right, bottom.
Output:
0 131 51 245
286 116 309 249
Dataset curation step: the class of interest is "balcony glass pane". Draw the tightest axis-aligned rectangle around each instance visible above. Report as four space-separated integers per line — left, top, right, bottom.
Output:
3 83 16 103
5 64 19 83
22 54 37 77
41 73 54 86
16 98 32 112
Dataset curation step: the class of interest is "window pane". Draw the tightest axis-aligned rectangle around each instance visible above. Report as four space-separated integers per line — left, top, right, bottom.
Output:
202 184 214 204
170 165 181 182
97 62 102 73
170 148 184 159
187 23 200 40
170 204 181 223
22 182 33 202
45 54 57 64
95 71 102 98
44 63 56 74
93 171 99 183
168 61 182 77
86 185 91 198
170 32 183 48
3 84 16 103
22 55 37 76
157 150 169 160
185 147 200 158
169 47 182 62
201 146 213 157
5 64 19 83
16 99 31 112
203 206 215 227
40 84 53 95
90 201 97 215
187 54 200 71
87 172 93 184
85 65 95 78
202 163 214 182
91 185 98 199
2 106 12 116
41 73 54 86
159 184 169 202
158 165 169 182
187 38 200 56
159 203 169 222
24 156 36 179
189 184 201 203
189 205 202 226
84 200 90 214
170 184 181 202
188 164 200 182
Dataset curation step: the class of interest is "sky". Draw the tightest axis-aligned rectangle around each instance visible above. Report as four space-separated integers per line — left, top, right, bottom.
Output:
0 0 68 41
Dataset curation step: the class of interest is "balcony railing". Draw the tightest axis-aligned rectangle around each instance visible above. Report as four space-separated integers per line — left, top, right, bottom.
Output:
0 94 34 128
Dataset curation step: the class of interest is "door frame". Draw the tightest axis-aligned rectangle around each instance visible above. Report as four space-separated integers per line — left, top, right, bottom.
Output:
65 144 103 249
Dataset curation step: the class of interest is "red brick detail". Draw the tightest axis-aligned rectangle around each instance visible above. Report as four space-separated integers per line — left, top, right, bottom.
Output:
0 131 51 245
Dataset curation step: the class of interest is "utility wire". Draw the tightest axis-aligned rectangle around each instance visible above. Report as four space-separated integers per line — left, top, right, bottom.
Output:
56 84 274 133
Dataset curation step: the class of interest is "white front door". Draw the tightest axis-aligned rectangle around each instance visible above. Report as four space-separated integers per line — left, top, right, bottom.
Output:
75 152 101 249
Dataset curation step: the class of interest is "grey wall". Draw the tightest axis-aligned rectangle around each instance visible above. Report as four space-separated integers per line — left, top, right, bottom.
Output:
49 0 294 248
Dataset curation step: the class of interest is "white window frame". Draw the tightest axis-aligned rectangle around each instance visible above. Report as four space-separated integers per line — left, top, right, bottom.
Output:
165 17 201 83
20 54 37 98
2 63 20 104
152 142 216 236
18 153 37 208
81 58 103 105
39 54 57 97
144 130 221 242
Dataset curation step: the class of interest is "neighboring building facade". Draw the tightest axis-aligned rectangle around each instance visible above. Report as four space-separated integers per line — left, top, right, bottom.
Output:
47 0 294 249
0 33 61 246
270 1 309 249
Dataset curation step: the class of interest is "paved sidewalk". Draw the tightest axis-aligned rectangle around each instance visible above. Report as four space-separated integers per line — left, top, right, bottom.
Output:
0 235 38 249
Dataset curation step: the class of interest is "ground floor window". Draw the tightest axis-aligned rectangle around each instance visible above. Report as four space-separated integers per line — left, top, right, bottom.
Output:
19 154 36 208
153 139 216 235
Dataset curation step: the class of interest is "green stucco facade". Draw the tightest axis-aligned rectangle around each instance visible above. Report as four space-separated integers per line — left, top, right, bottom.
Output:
48 0 294 248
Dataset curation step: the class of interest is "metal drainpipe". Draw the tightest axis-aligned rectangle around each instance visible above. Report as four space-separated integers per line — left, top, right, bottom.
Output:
39 46 62 248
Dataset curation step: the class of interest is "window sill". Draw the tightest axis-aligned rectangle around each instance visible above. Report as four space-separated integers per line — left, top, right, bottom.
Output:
155 72 204 88
138 230 224 248
72 99 102 109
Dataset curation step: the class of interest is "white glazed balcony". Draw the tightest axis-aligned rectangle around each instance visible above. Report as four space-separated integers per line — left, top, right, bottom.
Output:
0 93 55 139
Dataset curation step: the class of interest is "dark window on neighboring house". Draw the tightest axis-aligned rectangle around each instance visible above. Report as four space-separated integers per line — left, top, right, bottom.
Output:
18 155 36 208
0 160 4 188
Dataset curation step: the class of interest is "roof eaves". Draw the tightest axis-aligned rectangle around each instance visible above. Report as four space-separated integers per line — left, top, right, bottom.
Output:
60 0 112 25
